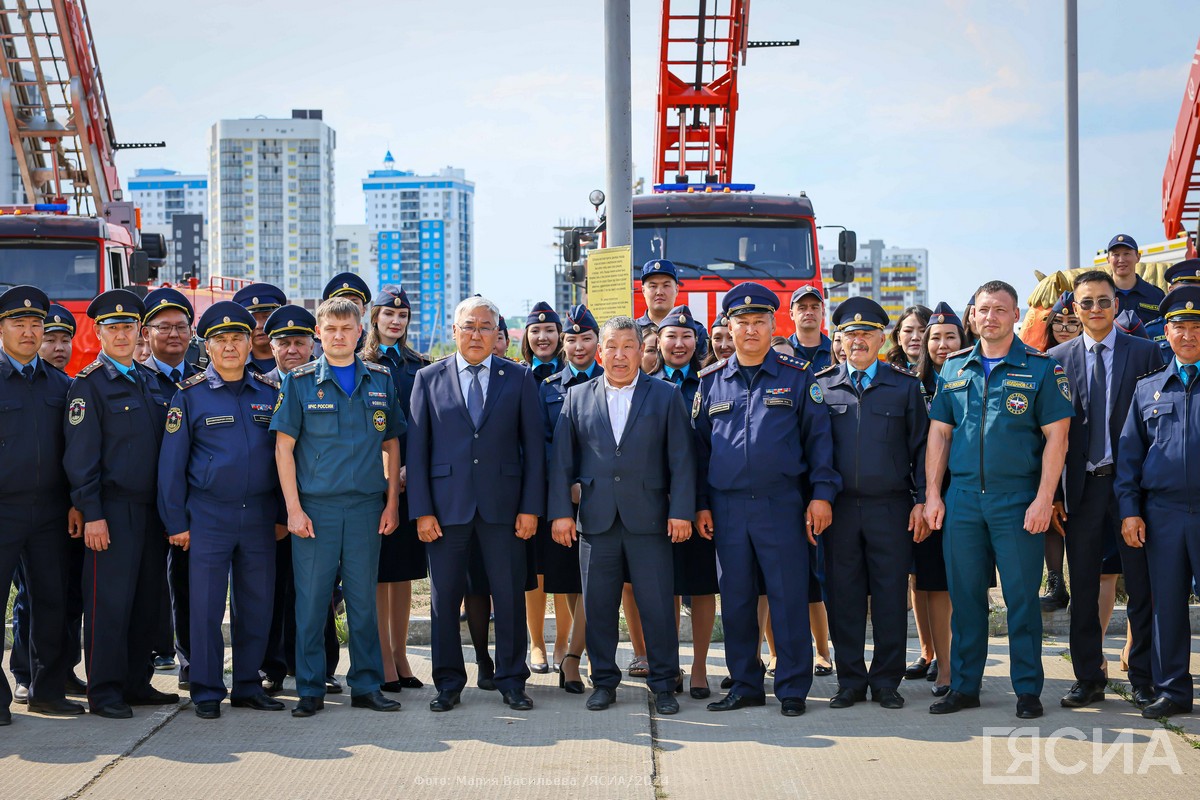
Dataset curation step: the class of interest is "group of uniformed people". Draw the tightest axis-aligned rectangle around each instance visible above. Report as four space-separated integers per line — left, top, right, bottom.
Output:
3 237 1199 726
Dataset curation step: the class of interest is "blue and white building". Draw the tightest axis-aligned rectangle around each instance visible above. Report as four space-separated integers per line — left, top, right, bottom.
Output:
364 152 474 351
127 168 210 279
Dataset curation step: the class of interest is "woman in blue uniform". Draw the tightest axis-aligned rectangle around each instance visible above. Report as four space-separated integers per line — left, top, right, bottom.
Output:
361 286 429 693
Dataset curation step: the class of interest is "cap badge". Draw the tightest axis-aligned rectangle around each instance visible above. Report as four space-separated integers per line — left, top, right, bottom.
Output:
223 316 231 323
653 265 660 271
744 295 751 304
252 297 259 305
22 299 30 307
538 312 546 322
342 282 349 289
573 324 580 332
1118 235 1125 242
287 319 294 327
1188 302 1195 310
394 298 402 306
854 313 862 321
159 299 168 305
935 314 945 323
115 304 123 312
53 315 61 322
679 314 688 323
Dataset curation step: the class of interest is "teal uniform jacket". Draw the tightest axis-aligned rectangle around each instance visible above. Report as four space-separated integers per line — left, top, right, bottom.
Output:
929 337 1074 493
269 355 406 503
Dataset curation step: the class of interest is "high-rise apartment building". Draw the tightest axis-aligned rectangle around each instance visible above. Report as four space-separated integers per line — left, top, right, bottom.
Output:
127 168 209 280
823 239 929 324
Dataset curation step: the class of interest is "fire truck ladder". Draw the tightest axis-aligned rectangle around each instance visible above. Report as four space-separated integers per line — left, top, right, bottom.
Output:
1163 35 1200 251
653 0 796 186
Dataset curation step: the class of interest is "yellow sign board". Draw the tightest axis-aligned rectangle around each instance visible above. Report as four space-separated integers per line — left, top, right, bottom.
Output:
585 245 633 324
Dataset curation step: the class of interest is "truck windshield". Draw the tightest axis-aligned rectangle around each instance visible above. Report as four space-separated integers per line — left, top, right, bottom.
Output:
0 241 99 300
633 217 816 281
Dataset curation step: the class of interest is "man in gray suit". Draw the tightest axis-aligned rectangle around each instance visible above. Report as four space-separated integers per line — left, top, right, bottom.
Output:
548 316 695 715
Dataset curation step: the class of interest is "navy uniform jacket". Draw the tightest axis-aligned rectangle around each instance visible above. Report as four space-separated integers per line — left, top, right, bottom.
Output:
638 312 710 357
1117 275 1165 326
270 355 406 503
64 357 167 521
649 366 700 408
929 338 1074 493
141 356 199 395
377 346 432 443
693 350 841 508
1047 331 1164 511
1142 317 1170 357
406 357 545 526
156 366 282 536
787 332 834 373
815 361 929 503
540 362 603 449
0 355 71 503
1115 363 1200 518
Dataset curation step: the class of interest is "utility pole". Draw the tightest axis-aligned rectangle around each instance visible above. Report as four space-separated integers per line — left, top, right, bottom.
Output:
603 0 633 247
1065 0 1080 269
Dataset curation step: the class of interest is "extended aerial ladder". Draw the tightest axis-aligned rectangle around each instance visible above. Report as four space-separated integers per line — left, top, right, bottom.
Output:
1162 34 1200 256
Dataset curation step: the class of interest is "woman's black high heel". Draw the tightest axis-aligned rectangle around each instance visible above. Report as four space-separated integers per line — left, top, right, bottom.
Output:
559 654 585 694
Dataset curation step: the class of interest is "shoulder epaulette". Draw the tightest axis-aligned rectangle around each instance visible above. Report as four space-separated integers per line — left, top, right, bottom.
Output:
365 361 390 374
775 353 810 371
887 362 919 378
1137 363 1168 381
290 362 318 377
814 364 839 378
1028 350 1049 358
947 346 973 359
180 373 208 390
75 359 103 378
252 371 279 389
698 358 727 378
544 372 564 384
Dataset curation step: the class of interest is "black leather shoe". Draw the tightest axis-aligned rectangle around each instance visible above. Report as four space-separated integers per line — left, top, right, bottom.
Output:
872 687 905 709
261 678 285 697
291 697 324 718
126 689 179 706
477 657 496 691
1060 681 1105 708
231 693 285 711
1016 694 1043 719
719 675 735 689
324 676 343 694
931 684 951 697
929 690 980 714
1142 696 1190 719
813 662 834 677
380 681 404 693
707 692 766 711
27 698 85 716
0 707 10 726
194 701 221 720
655 691 679 715
92 702 134 719
351 691 401 712
690 682 711 700
829 686 867 709
559 654 585 694
587 687 617 710
397 675 423 689
1131 684 1156 709
429 690 461 712
12 685 28 704
502 689 533 711
925 660 938 682
64 675 88 696
781 698 806 717
904 658 930 680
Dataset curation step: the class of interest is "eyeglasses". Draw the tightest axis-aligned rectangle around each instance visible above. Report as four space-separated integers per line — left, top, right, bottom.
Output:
148 324 192 335
458 325 496 336
1075 298 1114 311
1051 321 1082 332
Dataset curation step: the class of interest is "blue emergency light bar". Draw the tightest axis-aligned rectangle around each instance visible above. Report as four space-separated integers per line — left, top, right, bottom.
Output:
652 183 756 193
33 203 70 213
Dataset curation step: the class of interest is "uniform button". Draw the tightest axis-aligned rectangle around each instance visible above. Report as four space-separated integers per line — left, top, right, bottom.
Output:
615 450 621 456
473 458 479 464
124 406 129 411
474 433 479 439
614 476 621 482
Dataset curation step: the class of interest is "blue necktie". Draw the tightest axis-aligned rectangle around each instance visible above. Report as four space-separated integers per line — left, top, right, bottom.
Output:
1087 343 1107 464
170 367 182 385
21 363 34 383
466 364 485 428
1185 364 1198 387
853 370 866 395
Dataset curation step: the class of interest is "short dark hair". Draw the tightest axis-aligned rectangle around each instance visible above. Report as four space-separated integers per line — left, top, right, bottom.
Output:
975 280 1019 310
1072 270 1116 292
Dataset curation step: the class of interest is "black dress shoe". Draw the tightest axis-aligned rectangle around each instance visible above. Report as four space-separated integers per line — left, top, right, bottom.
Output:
261 678 285 697
530 662 550 675
477 657 496 691
706 692 766 711
502 689 533 711
351 691 401 712
380 681 404 693
291 697 324 718
231 693 286 711
559 654 585 694
1060 681 1105 708
931 684 951 697
904 658 930 680
126 689 179 706
429 690 461 712
929 690 980 714
0 707 10 726
813 662 834 677
586 687 617 710
690 680 711 700
324 676 343 694
1142 696 1190 719
194 701 221 720
27 698 85 716
781 698 806 717
64 675 88 696
655 691 679 715
719 675 735 689
92 702 134 719
12 685 28 704
397 675 423 689
1016 694 1043 719
925 660 938 682
829 686 867 709
1131 684 1156 709
872 687 905 709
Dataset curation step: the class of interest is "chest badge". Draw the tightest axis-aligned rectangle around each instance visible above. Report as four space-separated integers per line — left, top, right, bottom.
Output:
166 407 183 434
373 410 387 432
1153 390 1161 401
68 398 86 426
692 390 701 420
1006 393 1029 415
317 388 325 400
809 383 824 404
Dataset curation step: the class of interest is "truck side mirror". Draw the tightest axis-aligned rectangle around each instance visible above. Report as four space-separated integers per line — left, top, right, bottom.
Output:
830 263 855 285
838 230 857 264
562 230 581 264
129 251 152 284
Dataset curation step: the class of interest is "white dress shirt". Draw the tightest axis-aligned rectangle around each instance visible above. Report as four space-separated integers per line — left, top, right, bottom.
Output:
1082 326 1116 469
603 372 638 444
455 352 493 404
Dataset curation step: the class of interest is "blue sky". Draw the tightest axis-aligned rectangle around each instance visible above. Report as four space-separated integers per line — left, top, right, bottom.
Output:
94 0 1198 317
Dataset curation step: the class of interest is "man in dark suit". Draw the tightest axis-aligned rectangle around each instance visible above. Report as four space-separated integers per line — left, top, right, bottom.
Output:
1048 269 1163 709
408 295 546 713
548 315 695 715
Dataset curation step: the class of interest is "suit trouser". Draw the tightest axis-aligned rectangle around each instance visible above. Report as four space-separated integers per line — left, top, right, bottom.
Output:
260 535 340 682
823 496 912 692
0 502 70 708
1118 532 1154 690
10 538 85 687
292 497 383 698
168 545 191 679
1143 503 1200 709
580 520 679 694
712 489 812 701
944 486 1044 696
82 499 165 709
427 514 530 693
188 500 275 704
1063 473 1122 683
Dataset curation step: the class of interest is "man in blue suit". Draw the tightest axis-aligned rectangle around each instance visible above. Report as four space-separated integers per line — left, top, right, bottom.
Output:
548 316 695 715
408 295 546 713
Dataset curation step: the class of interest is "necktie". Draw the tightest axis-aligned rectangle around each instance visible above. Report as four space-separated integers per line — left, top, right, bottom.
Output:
533 362 554 382
1185 364 1198 387
21 363 34 383
1087 343 1107 464
466 364 485 428
852 370 866 395
169 368 182 385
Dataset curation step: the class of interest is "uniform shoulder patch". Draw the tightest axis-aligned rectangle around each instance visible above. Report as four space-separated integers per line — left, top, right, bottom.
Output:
290 362 318 377
886 362 918 378
252 371 280 390
75 359 103 378
776 353 810 371
544 372 564 384
947 346 973 359
1028 350 1049 358
365 361 391 374
814 364 839 378
698 359 727 378
1136 363 1168 381
809 382 824 403
180 373 208 390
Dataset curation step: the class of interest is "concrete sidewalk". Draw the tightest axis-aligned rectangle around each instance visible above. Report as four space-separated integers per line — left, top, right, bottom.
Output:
3 635 1197 800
